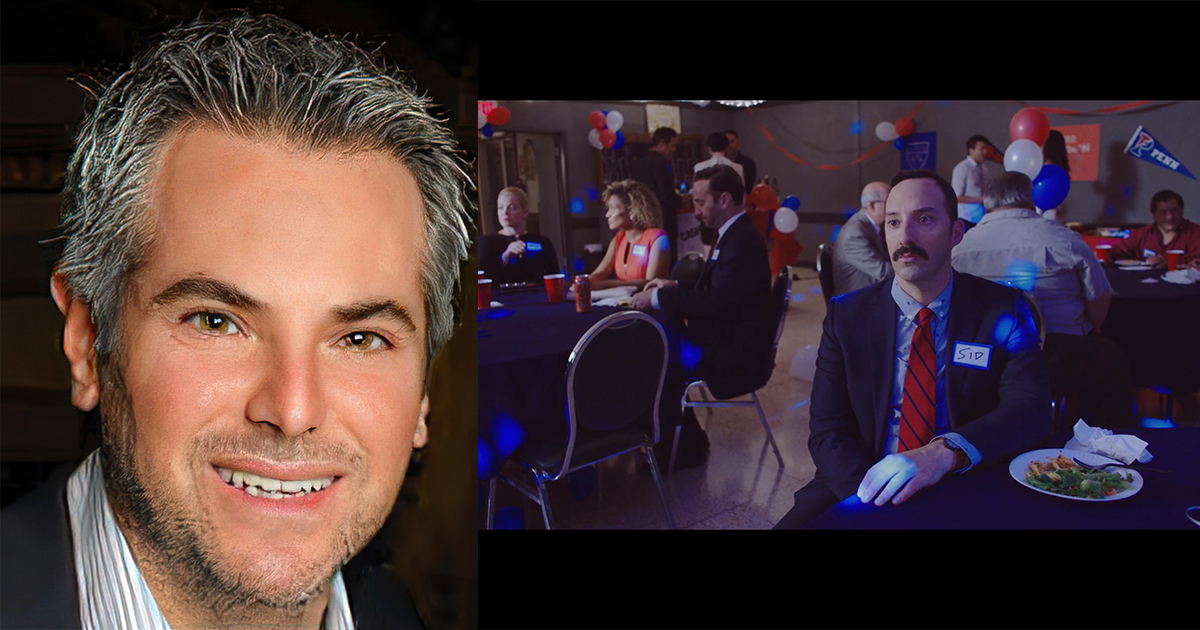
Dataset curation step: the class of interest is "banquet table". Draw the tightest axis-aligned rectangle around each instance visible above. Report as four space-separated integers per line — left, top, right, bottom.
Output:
803 428 1200 529
478 287 673 477
1100 264 1200 392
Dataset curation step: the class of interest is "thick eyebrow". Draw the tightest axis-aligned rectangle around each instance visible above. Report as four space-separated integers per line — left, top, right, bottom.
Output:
333 300 418 333
149 276 266 312
885 207 940 217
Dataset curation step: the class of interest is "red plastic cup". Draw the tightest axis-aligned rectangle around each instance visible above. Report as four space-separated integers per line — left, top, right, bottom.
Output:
544 274 565 303
1167 250 1184 271
477 278 492 309
1094 244 1112 264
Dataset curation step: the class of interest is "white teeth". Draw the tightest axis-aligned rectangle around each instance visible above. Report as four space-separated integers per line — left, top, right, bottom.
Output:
217 466 334 497
219 468 233 483
280 480 306 493
245 485 260 497
232 471 245 488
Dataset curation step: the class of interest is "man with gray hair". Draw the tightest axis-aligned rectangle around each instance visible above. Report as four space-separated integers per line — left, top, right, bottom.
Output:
952 171 1133 427
832 181 894 296
1 12 474 630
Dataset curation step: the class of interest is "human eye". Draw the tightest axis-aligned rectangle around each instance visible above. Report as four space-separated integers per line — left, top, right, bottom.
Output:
919 215 933 224
183 311 241 336
887 219 899 228
338 331 393 353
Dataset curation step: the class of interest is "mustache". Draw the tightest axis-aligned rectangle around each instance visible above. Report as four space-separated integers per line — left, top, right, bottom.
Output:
892 243 929 261
191 434 364 469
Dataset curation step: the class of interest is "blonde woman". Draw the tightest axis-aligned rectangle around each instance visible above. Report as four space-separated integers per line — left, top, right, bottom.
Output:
589 180 671 290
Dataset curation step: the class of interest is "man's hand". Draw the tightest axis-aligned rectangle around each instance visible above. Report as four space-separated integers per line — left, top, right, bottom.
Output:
856 440 959 506
643 278 677 293
1146 254 1165 268
501 240 526 265
629 289 655 311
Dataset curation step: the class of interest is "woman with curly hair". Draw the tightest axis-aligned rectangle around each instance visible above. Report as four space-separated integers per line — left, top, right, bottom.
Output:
588 179 671 290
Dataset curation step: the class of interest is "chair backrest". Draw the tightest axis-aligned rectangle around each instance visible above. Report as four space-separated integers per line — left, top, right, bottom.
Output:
1019 288 1047 350
768 265 793 367
559 311 669 476
670 251 707 289
817 243 835 303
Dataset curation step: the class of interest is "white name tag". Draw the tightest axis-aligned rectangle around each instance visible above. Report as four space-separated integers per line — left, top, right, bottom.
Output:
711 248 721 260
1142 248 1156 259
951 342 991 370
631 244 648 257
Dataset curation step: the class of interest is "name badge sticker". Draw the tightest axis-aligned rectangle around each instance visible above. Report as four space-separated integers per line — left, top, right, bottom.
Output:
631 244 648 257
711 248 721 260
952 342 992 370
525 241 543 252
1142 248 1156 259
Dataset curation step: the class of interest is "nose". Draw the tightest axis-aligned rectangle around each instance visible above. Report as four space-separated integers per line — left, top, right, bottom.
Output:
245 343 327 437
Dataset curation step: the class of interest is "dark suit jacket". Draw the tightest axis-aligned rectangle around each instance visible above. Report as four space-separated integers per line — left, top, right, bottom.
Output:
1 459 424 629
832 209 893 296
631 150 681 266
804 271 1051 504
657 212 772 399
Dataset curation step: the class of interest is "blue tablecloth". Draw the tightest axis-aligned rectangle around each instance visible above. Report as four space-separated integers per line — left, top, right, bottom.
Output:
804 428 1200 529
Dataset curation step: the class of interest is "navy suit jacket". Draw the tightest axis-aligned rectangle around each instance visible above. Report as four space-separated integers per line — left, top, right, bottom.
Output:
657 212 772 399
1 458 424 629
806 271 1051 503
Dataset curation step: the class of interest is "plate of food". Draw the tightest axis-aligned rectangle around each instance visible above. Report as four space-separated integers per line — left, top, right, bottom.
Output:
1113 259 1144 266
1009 449 1142 501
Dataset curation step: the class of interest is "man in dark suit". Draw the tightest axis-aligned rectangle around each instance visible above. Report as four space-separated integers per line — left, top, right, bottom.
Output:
775 169 1050 528
1 13 472 628
832 181 894 296
631 126 683 268
631 165 772 469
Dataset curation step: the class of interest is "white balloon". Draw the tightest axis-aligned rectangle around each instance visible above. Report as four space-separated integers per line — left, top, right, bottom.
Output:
478 110 487 129
605 110 624 132
1004 139 1044 179
588 128 603 151
773 208 799 234
790 345 819 382
875 121 898 142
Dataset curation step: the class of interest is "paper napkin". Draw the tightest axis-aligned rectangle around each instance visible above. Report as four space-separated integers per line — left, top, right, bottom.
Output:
1067 419 1154 464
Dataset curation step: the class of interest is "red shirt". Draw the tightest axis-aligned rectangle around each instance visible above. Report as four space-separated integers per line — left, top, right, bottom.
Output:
1107 218 1200 264
613 228 668 281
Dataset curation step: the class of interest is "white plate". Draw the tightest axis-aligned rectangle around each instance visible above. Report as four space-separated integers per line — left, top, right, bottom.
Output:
1114 259 1143 266
1009 449 1143 502
1117 264 1154 271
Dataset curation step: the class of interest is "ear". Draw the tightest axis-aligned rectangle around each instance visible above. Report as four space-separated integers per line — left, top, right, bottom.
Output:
951 218 965 248
412 395 430 449
51 275 100 411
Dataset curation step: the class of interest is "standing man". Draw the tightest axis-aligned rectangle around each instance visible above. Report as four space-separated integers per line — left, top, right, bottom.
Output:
775 169 1049 529
952 134 991 227
725 129 757 194
1107 190 1200 268
693 132 745 187
1 13 475 629
832 181 894 296
953 171 1133 427
632 127 683 268
630 165 772 470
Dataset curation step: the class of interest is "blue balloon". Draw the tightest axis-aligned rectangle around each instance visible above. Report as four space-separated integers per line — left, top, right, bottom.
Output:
481 123 494 138
613 130 625 150
1032 164 1070 209
894 137 907 150
781 195 800 210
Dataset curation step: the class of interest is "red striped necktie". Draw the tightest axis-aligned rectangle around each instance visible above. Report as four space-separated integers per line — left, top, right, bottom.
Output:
899 307 936 452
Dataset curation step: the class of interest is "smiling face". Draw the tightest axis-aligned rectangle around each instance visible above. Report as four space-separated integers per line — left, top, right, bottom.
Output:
606 196 631 231
885 178 963 295
1153 197 1184 233
101 127 428 616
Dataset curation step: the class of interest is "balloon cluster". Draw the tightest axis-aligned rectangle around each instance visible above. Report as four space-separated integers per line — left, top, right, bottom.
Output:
875 115 917 150
587 110 625 150
1003 107 1069 210
750 184 801 233
479 104 511 138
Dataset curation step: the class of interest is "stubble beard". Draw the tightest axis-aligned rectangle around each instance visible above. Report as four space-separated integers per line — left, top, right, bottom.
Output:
95 350 392 623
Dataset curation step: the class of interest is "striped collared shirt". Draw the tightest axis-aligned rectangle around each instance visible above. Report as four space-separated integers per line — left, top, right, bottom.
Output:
66 450 355 630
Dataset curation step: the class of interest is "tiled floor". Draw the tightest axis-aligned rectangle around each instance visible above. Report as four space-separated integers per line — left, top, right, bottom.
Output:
481 269 1200 530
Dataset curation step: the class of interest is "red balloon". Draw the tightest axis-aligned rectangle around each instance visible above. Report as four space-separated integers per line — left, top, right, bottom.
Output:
750 184 780 210
895 116 914 137
599 128 617 148
487 106 510 126
589 110 607 131
1010 107 1050 146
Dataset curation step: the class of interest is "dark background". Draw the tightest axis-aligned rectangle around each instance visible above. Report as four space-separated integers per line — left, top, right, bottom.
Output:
0 2 477 628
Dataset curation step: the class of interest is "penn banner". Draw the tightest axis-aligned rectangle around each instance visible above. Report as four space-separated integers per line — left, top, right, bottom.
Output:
900 132 937 172
1123 125 1195 180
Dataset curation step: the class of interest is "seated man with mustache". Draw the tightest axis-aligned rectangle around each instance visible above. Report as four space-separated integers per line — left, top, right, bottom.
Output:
1 12 474 629
775 170 1051 529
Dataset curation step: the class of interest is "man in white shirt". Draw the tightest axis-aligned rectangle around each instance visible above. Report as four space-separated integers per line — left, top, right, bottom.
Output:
1 13 473 630
951 134 991 226
693 131 746 187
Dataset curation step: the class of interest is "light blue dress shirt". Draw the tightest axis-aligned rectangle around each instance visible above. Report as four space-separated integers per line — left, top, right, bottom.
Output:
887 276 982 471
